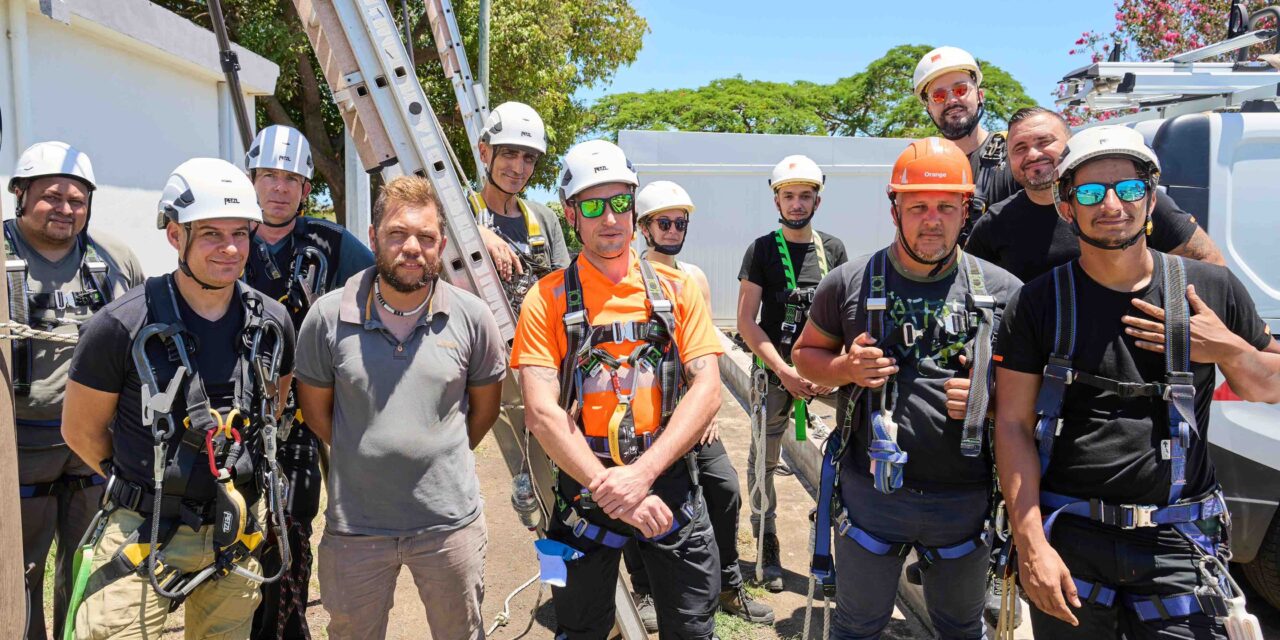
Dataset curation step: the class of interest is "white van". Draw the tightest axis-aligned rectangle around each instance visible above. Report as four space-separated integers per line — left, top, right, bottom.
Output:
1136 109 1280 608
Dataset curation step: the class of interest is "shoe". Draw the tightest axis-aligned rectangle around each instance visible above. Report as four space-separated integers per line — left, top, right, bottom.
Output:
719 586 776 624
634 592 658 633
984 575 1022 628
760 533 784 592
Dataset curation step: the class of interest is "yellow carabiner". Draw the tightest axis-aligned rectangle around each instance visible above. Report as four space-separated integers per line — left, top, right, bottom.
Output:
183 407 223 432
607 400 630 467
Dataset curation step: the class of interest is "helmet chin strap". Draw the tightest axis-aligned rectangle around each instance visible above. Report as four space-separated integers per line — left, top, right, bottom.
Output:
178 224 233 290
937 100 986 142
1071 211 1151 251
640 225 685 256
892 206 956 277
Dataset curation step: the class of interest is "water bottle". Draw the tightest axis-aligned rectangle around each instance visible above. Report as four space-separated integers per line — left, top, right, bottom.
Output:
511 472 540 530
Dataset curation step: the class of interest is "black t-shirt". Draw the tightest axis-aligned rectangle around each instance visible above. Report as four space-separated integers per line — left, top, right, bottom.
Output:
809 250 1022 491
966 189 1199 284
738 230 848 361
995 253 1271 505
968 140 1017 214
69 278 295 491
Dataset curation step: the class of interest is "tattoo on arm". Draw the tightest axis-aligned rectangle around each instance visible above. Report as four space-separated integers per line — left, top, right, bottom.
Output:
685 356 710 381
525 366 561 393
1174 229 1223 264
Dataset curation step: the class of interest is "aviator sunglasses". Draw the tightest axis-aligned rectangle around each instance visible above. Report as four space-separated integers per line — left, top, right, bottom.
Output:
1069 179 1148 206
930 82 974 104
574 193 635 218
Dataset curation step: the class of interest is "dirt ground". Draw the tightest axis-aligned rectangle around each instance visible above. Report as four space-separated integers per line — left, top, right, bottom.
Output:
47 384 1280 639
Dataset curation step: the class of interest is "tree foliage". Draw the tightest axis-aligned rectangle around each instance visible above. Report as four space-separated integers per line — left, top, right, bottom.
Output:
1060 1 1275 123
825 44 1035 138
590 45 1036 141
155 0 647 221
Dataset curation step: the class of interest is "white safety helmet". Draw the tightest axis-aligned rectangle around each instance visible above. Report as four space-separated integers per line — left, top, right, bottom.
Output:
9 141 97 195
480 102 548 155
636 180 695 223
156 158 263 229
246 125 314 180
558 139 638 202
913 46 984 103
1056 125 1162 182
769 155 824 192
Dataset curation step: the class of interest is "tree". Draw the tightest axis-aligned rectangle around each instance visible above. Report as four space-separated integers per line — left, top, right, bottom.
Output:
156 0 647 222
825 45 1036 138
1059 1 1275 123
589 45 1036 141
590 76 833 138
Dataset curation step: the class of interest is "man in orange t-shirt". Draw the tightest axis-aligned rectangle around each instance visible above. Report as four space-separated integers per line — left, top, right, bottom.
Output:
511 140 723 639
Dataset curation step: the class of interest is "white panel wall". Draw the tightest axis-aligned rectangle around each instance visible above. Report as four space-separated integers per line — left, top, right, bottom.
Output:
0 1 269 277
620 130 909 326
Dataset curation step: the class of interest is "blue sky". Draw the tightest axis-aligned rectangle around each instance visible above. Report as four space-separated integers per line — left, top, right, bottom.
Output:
524 0 1121 202
574 0 1118 106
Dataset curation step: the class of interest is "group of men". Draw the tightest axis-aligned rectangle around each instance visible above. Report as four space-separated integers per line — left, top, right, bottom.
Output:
9 43 1278 640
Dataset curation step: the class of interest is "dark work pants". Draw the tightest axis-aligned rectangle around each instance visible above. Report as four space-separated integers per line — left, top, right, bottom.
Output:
550 464 719 639
252 424 322 640
833 474 990 640
20 446 103 640
624 439 743 594
1029 516 1228 640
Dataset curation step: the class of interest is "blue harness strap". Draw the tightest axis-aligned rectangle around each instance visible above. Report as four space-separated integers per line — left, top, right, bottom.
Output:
810 433 841 591
861 249 909 495
1073 576 1223 622
558 492 700 549
833 508 987 563
1032 264 1077 474
20 474 105 499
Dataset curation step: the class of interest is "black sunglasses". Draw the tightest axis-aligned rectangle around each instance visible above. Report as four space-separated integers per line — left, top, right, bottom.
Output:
654 218 688 232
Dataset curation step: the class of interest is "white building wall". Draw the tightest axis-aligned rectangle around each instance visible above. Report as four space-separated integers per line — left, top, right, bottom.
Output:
0 0 277 276
620 130 909 326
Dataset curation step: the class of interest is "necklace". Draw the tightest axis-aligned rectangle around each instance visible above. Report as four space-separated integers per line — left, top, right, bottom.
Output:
374 277 431 317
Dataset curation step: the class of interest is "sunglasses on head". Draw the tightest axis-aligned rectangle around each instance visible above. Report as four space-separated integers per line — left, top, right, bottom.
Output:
654 218 688 232
574 192 634 218
1070 179 1148 206
930 82 974 104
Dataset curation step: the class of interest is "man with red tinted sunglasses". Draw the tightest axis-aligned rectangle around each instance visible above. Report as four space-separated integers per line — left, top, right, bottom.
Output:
913 46 1017 241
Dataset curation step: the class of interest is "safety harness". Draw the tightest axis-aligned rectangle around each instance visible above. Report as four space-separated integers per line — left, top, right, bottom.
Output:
756 229 829 441
245 215 344 329
471 193 553 317
4 220 115 398
63 275 291 635
808 248 999 601
965 131 1008 236
1031 254 1237 623
552 257 701 549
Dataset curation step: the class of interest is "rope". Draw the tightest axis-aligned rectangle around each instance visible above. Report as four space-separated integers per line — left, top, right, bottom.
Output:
749 368 769 584
486 572 540 636
801 515 833 639
0 322 79 343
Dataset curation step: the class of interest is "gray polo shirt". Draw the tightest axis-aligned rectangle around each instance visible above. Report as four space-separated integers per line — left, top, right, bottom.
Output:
294 268 507 536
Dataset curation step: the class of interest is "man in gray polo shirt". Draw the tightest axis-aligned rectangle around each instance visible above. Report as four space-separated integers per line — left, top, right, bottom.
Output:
294 175 506 640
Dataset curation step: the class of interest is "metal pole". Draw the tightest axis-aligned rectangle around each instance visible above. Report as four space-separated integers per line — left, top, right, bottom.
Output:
478 0 490 96
207 0 254 150
402 0 414 67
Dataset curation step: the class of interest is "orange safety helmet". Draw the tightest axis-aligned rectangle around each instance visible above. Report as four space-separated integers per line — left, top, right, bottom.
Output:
886 137 975 196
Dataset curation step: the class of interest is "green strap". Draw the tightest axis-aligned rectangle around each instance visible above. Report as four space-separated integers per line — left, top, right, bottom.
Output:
771 229 828 441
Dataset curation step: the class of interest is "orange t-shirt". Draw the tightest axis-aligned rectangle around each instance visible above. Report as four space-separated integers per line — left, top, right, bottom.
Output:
510 251 722 437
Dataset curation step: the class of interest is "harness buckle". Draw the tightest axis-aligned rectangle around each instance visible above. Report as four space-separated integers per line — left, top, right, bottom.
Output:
866 297 887 311
965 293 996 310
571 516 589 539
901 322 921 347
53 291 69 310
1043 362 1075 385
1124 504 1158 529
564 310 587 327
611 321 634 344
650 299 673 314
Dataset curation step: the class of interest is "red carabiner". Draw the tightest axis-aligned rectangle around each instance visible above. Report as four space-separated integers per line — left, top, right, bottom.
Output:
206 425 243 478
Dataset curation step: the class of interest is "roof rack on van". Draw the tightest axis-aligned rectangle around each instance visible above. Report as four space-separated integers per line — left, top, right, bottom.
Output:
1057 2 1280 124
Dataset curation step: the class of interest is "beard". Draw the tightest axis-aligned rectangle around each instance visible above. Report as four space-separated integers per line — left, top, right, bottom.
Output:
376 251 440 293
936 104 981 140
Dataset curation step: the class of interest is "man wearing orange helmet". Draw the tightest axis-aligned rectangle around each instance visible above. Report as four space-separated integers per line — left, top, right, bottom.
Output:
792 138 1021 639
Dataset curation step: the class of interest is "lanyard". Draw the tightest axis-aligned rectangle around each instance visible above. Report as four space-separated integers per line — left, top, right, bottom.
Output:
774 228 828 288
